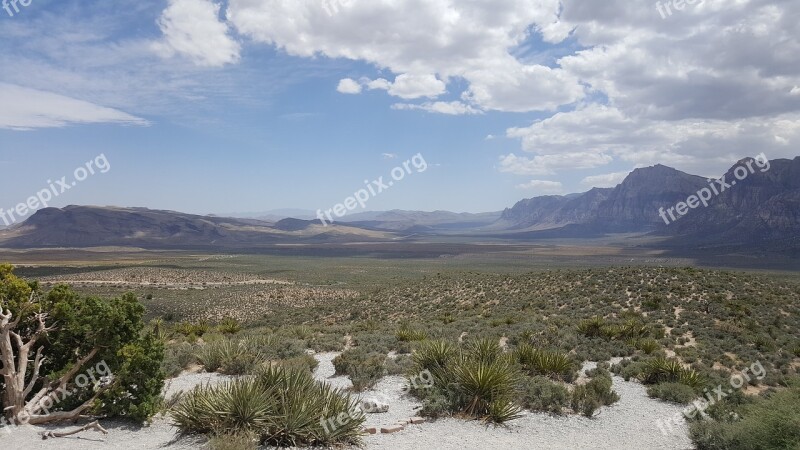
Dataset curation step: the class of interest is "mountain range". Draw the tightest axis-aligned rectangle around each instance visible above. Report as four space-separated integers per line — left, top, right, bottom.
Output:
1 156 797 254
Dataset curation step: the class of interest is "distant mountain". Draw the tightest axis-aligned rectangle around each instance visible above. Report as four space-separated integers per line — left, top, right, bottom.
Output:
0 156 797 254
662 157 800 248
497 164 707 233
0 206 392 249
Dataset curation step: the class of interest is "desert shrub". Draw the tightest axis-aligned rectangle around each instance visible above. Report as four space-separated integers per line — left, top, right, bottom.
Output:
276 354 318 373
570 371 619 417
689 381 800 450
332 347 386 391
171 366 363 447
520 376 570 414
162 342 199 377
647 382 697 404
385 354 414 376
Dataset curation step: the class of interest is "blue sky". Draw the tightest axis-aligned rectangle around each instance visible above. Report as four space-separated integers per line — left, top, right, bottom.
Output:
1 0 798 219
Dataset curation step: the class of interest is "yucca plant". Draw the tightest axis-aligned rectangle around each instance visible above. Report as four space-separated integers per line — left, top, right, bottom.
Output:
197 338 265 375
450 355 521 422
514 344 577 382
466 337 503 364
413 340 457 375
217 317 241 335
396 324 428 342
636 338 661 355
641 357 703 388
577 317 607 338
171 366 363 447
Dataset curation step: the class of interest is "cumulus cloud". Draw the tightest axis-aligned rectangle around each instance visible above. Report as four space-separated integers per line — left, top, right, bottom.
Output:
0 83 148 130
516 179 564 193
153 0 240 67
337 78 362 94
226 0 582 112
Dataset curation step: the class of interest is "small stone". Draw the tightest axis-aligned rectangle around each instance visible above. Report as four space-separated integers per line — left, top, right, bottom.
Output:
381 425 404 434
360 398 390 413
410 417 426 424
363 427 378 435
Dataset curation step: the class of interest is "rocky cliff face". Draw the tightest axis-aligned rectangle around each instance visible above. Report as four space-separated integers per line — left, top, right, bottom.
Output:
665 157 800 246
499 164 707 232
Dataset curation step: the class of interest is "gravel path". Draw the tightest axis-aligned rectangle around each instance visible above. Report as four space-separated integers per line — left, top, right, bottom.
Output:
313 353 694 450
3 354 694 450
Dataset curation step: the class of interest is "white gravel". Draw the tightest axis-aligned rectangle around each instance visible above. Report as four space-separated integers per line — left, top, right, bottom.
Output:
314 353 694 450
3 354 694 450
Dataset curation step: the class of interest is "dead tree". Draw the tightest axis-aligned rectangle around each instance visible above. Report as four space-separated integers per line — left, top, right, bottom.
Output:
1 294 112 425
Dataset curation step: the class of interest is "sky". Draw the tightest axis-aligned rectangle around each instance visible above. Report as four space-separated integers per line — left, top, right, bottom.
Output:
0 0 798 219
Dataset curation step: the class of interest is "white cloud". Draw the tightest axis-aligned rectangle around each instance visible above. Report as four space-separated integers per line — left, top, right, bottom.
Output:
580 171 630 189
0 83 148 130
498 152 613 176
516 179 564 193
336 78 362 94
226 0 582 112
381 153 397 159
153 0 240 67
392 101 481 116
365 74 446 99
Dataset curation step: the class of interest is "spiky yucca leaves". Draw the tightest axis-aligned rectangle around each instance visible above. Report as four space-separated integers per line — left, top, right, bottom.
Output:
577 316 607 338
641 357 703 388
514 343 578 382
466 337 503 364
171 366 363 447
450 354 522 423
635 338 661 355
412 340 457 375
197 338 266 375
396 323 428 342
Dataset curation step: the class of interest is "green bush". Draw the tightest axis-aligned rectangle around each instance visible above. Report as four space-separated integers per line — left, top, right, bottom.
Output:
332 347 386 391
520 376 570 414
690 381 800 450
570 371 619 417
171 366 363 447
647 382 697 404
